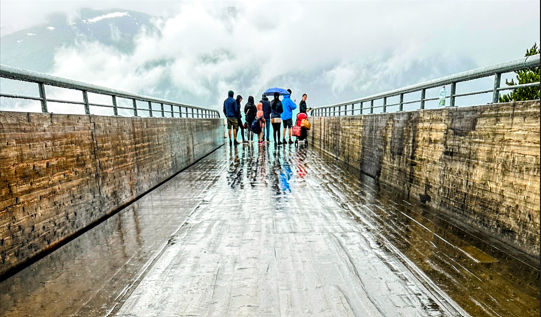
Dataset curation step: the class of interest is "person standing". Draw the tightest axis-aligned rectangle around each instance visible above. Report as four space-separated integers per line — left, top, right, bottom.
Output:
235 95 246 143
299 93 311 114
270 92 283 145
256 102 266 145
244 96 257 142
281 89 297 144
223 90 239 146
260 94 272 143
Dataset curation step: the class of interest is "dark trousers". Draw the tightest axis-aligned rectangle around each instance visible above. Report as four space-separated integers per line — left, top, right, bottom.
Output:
272 122 281 142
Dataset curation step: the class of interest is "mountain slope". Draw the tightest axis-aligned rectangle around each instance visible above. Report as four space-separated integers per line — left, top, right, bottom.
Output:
1 8 156 73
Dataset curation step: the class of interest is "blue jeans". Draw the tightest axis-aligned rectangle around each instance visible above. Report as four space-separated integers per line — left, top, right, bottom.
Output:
264 118 271 140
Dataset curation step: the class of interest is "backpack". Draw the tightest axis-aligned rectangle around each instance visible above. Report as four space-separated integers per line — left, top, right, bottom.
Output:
251 118 262 134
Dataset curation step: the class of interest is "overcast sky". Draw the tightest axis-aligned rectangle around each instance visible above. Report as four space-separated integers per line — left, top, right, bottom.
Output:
1 0 540 111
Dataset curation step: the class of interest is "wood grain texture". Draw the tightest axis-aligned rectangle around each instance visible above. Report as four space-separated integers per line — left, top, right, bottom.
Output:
310 101 540 257
0 112 223 277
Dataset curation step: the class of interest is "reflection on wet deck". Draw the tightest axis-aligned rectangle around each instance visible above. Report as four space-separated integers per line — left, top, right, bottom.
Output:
0 144 538 317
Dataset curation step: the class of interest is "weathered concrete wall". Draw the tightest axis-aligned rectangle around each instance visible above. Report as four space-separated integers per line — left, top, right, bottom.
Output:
0 112 223 277
311 101 540 257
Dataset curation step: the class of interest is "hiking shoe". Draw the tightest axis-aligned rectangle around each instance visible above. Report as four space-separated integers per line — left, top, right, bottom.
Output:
234 140 239 146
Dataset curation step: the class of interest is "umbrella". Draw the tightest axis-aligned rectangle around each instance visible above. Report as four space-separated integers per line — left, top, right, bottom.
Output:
263 87 289 96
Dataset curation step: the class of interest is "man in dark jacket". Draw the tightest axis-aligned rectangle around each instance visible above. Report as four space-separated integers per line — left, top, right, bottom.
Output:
223 90 239 145
299 93 311 114
260 94 272 142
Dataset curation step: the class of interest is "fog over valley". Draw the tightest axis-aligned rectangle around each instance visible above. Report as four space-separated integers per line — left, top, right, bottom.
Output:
1 1 539 113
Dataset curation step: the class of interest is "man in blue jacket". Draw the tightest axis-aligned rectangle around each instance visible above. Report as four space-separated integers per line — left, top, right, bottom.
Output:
281 89 297 144
260 94 272 142
223 90 239 146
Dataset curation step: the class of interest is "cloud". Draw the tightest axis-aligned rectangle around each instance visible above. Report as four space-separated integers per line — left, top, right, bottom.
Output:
3 1 540 112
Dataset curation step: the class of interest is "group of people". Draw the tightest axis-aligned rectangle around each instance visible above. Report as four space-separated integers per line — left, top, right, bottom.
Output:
223 89 311 146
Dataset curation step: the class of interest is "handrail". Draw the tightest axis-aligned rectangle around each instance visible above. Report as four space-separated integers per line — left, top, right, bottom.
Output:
312 54 540 117
0 64 220 119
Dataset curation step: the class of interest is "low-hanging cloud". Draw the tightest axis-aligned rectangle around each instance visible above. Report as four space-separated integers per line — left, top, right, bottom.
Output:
5 1 541 111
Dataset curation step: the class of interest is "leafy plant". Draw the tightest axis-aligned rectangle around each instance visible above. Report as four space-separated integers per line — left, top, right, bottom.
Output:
499 43 540 102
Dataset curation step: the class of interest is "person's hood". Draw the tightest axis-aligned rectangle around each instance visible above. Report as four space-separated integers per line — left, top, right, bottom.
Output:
228 90 234 97
283 95 291 99
262 95 269 100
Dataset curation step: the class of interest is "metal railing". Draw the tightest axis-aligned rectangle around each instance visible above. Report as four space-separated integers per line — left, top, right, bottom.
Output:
0 65 220 119
312 54 540 117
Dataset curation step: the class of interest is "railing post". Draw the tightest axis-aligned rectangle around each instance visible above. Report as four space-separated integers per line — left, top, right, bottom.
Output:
399 94 404 111
360 102 363 115
133 99 138 116
493 73 501 104
170 105 174 117
450 82 456 107
82 90 90 115
420 89 426 110
370 100 374 114
148 101 153 117
161 103 164 117
179 106 182 118
38 82 48 113
191 108 194 118
351 104 354 115
112 96 118 116
383 97 387 113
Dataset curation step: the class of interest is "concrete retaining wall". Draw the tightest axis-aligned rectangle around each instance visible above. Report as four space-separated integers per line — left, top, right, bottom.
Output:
310 101 540 257
0 112 223 277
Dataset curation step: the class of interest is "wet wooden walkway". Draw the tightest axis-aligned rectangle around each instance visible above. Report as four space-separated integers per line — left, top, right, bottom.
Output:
0 144 538 317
